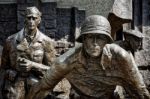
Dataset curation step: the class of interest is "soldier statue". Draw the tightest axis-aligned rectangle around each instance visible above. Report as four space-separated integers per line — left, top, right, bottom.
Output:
114 30 144 99
27 15 150 99
116 29 144 55
0 6 56 99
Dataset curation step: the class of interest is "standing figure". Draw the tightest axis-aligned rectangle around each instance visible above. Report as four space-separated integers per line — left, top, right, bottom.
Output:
114 30 144 99
28 15 150 99
1 6 56 99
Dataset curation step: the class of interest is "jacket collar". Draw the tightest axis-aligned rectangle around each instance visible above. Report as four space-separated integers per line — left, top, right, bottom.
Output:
78 48 86 65
15 28 42 43
78 47 105 70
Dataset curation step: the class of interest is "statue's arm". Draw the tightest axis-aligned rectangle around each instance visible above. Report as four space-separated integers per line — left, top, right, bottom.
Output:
112 44 150 99
29 39 57 72
0 39 18 83
27 45 80 99
1 39 10 70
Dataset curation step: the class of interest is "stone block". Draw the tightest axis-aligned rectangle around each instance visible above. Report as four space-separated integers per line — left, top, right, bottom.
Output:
17 22 24 31
26 0 35 3
17 4 27 11
42 14 56 20
0 4 17 20
41 2 57 9
17 11 25 22
56 8 71 17
39 22 45 33
4 22 17 33
0 23 4 33
45 29 56 38
44 19 56 29
41 2 57 14
77 10 86 25
17 0 26 4
42 8 56 15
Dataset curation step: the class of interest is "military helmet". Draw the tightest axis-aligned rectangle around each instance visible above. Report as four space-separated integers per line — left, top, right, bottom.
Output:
76 15 113 43
123 30 144 39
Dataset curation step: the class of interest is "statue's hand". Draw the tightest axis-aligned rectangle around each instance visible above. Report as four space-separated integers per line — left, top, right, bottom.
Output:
17 57 33 72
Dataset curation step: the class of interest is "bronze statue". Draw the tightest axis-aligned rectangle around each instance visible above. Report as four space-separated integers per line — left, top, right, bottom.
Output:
0 6 56 99
116 29 144 54
27 15 150 99
114 30 144 99
108 0 132 38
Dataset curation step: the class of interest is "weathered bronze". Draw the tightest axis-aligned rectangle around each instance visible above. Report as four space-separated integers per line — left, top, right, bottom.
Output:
0 6 56 99
27 15 150 99
108 0 132 38
116 29 144 54
114 30 144 99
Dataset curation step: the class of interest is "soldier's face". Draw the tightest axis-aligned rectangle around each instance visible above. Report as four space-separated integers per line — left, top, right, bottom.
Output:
25 15 41 31
83 33 108 57
130 36 142 51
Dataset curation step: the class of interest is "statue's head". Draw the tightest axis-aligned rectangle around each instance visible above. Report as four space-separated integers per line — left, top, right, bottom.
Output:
76 15 113 58
24 6 41 31
124 30 144 51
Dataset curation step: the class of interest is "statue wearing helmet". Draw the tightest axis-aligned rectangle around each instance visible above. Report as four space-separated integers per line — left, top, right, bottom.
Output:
115 29 144 54
27 15 150 99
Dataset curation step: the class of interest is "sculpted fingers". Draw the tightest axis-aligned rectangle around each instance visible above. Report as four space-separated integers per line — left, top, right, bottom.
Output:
17 57 33 71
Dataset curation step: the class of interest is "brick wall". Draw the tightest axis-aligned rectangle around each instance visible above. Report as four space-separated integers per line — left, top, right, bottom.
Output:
0 1 85 47
0 4 17 45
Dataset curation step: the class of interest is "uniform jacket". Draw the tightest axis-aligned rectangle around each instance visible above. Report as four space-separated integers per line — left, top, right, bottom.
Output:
41 43 149 99
1 28 56 99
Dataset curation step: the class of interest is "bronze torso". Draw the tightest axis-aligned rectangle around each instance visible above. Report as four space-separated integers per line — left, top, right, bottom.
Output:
39 44 148 99
66 46 124 98
1 29 56 99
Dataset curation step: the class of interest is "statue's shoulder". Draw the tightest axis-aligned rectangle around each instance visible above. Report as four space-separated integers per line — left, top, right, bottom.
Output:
38 31 54 44
104 43 123 50
7 29 24 42
7 33 17 40
103 43 129 58
56 43 82 64
5 33 18 45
